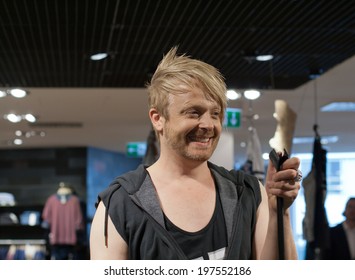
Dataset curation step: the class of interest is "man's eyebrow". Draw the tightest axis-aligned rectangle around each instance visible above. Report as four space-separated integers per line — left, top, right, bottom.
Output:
180 104 221 113
179 105 201 114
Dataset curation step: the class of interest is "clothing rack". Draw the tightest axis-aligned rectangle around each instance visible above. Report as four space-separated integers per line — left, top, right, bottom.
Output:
0 205 49 259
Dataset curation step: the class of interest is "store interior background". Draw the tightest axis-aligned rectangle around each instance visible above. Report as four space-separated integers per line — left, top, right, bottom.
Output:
1 0 355 259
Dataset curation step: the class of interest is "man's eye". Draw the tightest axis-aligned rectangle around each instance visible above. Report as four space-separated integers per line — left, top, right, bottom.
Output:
187 111 200 117
212 111 221 119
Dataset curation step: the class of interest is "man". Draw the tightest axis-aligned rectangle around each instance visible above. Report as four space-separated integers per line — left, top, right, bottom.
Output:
327 197 355 259
90 47 301 260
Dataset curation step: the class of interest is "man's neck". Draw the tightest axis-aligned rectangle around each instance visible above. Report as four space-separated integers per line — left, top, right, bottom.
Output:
148 156 211 181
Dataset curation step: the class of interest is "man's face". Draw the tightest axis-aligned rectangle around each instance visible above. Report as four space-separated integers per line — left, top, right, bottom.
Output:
160 86 223 162
345 200 355 221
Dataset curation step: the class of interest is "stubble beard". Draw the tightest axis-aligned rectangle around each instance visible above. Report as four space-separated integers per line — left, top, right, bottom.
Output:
164 125 219 162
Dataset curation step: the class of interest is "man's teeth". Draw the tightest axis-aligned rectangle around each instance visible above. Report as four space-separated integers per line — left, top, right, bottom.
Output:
193 138 210 142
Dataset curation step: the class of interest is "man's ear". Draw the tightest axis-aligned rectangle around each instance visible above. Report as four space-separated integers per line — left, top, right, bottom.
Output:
149 108 164 132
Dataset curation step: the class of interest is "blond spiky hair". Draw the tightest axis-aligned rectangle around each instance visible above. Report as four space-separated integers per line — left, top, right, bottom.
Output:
146 46 227 121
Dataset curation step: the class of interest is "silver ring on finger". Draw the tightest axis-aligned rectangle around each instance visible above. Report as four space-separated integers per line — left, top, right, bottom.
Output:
294 169 302 182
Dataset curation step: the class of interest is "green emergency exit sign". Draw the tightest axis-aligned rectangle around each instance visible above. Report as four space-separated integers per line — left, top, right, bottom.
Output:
126 142 147 158
224 108 241 128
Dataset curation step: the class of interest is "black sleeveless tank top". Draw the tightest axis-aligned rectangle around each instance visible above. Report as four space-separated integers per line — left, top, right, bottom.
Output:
164 188 227 259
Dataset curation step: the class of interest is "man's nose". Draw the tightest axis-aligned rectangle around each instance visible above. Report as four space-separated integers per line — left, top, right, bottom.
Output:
199 114 214 129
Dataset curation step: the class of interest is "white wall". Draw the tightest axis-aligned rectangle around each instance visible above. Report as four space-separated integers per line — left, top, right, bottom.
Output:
210 130 234 169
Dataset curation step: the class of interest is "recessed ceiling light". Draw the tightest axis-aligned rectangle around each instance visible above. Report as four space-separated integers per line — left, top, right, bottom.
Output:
9 88 28 98
24 114 37 123
226 90 241 100
321 102 355 112
5 113 22 123
13 139 23 145
244 90 261 100
262 153 270 160
255 54 274 61
15 130 23 136
90 53 108 61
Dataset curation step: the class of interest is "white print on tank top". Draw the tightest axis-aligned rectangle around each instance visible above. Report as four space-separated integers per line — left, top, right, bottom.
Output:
193 247 226 260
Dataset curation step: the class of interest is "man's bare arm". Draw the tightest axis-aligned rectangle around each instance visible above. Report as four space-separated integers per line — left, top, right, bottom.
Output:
90 201 129 259
253 183 298 260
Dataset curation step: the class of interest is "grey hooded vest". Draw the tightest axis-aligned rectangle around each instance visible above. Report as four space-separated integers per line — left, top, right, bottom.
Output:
96 161 261 259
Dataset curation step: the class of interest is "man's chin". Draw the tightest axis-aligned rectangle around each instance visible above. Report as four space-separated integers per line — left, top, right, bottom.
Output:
184 151 213 162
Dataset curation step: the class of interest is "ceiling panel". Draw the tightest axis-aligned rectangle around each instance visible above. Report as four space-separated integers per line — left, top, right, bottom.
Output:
1 0 355 89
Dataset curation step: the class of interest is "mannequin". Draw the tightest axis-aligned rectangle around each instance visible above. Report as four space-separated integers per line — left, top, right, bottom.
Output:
56 182 73 204
42 182 84 259
269 99 297 154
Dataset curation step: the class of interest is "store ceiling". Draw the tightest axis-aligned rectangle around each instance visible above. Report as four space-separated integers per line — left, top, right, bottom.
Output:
1 0 355 167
